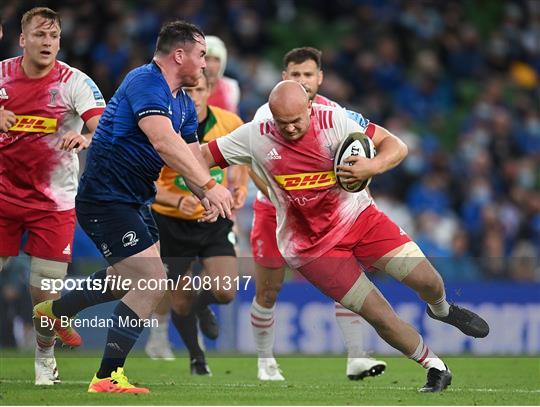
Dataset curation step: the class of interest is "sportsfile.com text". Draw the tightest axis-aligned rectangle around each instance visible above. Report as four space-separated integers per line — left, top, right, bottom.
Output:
41 274 252 294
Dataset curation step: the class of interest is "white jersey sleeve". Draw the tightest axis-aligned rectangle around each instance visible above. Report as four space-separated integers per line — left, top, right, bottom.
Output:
213 121 255 166
65 67 106 119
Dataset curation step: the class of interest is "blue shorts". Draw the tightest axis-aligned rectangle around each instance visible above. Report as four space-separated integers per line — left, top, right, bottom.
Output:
76 200 159 265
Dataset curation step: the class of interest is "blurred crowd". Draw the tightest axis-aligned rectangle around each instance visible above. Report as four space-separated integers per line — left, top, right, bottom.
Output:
1 0 538 290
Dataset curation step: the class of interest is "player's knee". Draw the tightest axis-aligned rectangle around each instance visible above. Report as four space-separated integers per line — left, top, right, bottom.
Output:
365 309 399 335
170 300 191 316
419 271 444 295
29 257 68 290
169 292 192 316
364 313 385 332
213 288 235 304
148 287 166 305
140 264 167 297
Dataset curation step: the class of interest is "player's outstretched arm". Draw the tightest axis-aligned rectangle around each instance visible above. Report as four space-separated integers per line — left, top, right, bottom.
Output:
184 142 232 218
183 143 217 200
140 115 212 185
140 115 233 218
336 124 408 182
199 143 217 168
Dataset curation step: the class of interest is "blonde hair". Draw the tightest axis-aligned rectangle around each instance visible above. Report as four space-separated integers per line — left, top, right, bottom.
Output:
21 7 61 31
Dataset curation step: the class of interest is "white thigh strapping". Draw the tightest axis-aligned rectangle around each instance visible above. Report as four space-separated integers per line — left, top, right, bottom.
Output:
340 272 376 313
29 257 68 288
383 242 426 281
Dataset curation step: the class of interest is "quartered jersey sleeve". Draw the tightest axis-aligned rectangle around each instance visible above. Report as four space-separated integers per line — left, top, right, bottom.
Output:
67 69 106 122
207 122 254 169
125 73 170 122
346 109 376 139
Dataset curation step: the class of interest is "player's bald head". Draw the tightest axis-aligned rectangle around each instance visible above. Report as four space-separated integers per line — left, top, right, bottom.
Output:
269 81 312 141
269 80 309 118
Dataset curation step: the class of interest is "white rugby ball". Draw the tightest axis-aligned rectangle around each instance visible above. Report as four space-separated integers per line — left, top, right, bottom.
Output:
334 132 376 193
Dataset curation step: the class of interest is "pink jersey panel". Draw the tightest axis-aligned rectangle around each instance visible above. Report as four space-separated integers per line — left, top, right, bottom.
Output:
0 57 104 211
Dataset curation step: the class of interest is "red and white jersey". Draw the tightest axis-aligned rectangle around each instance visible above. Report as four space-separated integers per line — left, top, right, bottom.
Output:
0 57 105 211
253 94 339 205
208 77 240 114
209 104 373 268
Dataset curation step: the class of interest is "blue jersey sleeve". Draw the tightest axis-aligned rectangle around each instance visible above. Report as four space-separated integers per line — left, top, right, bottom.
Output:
181 96 198 144
125 73 170 121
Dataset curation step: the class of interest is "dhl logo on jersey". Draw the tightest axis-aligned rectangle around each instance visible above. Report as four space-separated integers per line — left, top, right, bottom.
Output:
9 115 57 133
274 171 336 190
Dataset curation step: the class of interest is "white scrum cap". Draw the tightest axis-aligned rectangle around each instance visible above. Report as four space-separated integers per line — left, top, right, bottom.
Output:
205 35 227 77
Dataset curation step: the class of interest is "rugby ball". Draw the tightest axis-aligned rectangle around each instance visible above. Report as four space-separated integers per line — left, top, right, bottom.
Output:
334 132 376 193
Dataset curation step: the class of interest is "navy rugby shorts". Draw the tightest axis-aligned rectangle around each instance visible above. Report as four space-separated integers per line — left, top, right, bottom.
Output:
76 200 159 265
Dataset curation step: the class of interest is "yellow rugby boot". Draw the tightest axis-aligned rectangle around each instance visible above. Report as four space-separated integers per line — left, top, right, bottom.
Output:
88 368 150 394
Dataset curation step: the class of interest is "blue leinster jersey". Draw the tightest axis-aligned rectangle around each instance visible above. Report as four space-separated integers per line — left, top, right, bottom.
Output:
77 62 198 205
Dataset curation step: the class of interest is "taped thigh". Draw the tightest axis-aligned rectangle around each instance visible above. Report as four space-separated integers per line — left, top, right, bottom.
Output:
340 272 376 313
29 257 68 288
383 242 426 281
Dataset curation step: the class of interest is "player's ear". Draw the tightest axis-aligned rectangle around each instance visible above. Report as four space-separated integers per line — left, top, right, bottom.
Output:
173 48 184 65
318 70 323 86
281 70 287 80
19 32 25 48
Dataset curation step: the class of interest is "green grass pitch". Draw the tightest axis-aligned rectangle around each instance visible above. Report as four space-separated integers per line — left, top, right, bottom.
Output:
1 351 538 405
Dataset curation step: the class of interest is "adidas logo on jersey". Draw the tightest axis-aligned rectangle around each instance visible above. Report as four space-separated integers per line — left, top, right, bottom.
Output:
266 148 281 160
62 244 71 255
0 88 8 100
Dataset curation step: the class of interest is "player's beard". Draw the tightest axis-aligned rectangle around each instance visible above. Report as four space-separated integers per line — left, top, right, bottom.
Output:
307 89 317 101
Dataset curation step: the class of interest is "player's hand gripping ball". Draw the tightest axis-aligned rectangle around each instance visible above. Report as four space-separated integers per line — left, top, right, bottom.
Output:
334 132 376 193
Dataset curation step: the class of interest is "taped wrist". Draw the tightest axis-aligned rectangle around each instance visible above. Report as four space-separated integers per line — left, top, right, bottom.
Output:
202 178 217 192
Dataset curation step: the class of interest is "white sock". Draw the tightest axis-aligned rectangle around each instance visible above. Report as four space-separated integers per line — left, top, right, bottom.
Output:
409 336 446 371
250 297 275 359
35 332 55 356
334 302 365 358
428 294 450 317
35 332 55 358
